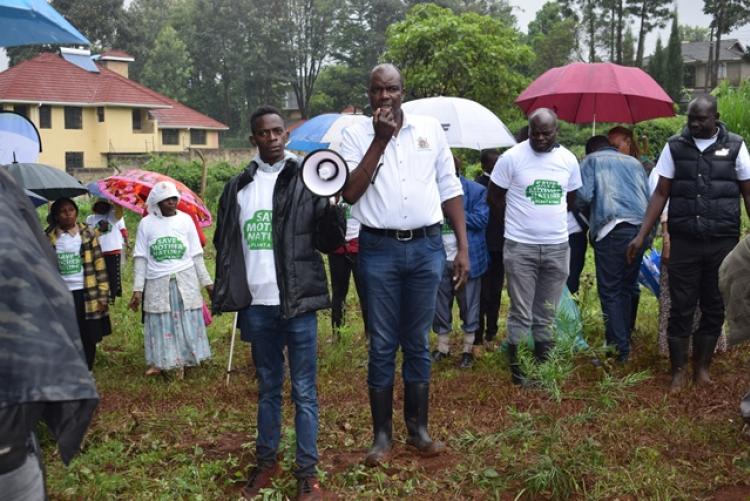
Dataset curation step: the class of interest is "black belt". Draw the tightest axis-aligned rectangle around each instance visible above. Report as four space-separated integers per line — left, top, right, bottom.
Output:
361 223 441 242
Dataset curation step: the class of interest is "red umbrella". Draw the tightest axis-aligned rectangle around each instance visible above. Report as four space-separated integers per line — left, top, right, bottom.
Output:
515 62 675 124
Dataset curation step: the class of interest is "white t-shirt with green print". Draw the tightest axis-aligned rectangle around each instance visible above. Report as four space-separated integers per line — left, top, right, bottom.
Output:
490 140 581 245
56 232 84 291
237 169 281 306
134 212 202 280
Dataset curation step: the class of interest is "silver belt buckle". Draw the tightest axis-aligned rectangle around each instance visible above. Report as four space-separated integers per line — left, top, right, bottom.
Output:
396 229 413 241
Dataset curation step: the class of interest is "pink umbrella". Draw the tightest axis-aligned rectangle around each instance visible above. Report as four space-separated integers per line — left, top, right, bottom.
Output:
515 62 675 125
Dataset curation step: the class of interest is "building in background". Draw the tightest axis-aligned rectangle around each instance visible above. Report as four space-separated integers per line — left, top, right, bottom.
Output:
682 39 750 93
0 48 228 170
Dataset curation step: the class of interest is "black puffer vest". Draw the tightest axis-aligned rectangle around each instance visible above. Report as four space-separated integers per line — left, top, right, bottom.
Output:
667 123 743 239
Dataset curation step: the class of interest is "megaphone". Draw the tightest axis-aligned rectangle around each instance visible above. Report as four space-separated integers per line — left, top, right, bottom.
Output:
301 149 349 197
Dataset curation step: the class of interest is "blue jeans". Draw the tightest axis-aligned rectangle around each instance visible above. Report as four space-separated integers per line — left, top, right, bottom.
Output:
593 223 643 360
238 305 318 478
359 229 445 389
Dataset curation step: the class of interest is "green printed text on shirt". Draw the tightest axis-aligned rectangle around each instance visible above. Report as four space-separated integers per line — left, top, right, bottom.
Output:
525 179 564 205
57 252 82 275
441 218 454 235
150 236 187 262
244 210 273 250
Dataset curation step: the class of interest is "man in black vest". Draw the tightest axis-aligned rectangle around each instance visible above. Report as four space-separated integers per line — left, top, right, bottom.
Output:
627 95 750 392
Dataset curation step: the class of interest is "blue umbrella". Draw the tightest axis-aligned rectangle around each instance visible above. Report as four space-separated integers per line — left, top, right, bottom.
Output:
0 0 90 48
287 113 370 152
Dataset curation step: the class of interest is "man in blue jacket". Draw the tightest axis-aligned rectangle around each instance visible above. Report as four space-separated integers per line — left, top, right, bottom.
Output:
432 157 489 369
577 135 650 363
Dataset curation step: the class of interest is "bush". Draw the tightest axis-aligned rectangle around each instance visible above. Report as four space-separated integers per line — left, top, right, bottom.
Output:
715 80 750 140
634 116 684 160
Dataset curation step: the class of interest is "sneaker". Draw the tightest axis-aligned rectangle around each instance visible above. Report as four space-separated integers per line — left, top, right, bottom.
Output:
241 463 280 499
296 477 323 501
459 352 474 369
431 350 450 362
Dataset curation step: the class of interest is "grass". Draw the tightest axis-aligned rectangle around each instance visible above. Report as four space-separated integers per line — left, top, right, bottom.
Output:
40 203 750 500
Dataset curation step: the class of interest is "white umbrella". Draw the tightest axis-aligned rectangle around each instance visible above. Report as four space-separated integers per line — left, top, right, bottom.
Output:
402 96 516 150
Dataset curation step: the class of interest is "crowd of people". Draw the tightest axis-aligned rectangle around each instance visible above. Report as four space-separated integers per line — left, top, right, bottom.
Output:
3 62 750 501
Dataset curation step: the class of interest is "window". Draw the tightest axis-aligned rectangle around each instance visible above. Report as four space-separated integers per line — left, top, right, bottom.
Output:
64 106 82 129
97 107 105 122
190 129 206 145
65 152 84 170
162 129 179 145
39 105 51 128
132 109 142 130
13 105 28 117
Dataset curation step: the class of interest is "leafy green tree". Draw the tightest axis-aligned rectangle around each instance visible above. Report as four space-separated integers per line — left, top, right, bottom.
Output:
680 24 710 42
140 25 193 102
559 0 606 62
308 64 368 115
383 3 532 118
664 12 683 102
622 24 636 65
647 36 666 89
704 0 750 87
626 0 673 67
527 2 577 75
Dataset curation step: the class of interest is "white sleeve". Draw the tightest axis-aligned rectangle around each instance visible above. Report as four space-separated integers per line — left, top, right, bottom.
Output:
133 256 146 292
653 144 675 179
193 254 212 287
133 219 149 258
435 123 463 201
339 125 364 171
567 157 582 191
735 142 750 181
116 218 126 231
185 215 203 257
490 153 512 189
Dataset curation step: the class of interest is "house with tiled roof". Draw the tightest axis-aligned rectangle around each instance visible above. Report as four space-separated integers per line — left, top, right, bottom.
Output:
681 39 750 92
0 48 228 170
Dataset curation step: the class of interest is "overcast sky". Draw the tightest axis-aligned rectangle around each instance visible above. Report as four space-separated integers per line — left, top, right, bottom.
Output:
2 0 749 71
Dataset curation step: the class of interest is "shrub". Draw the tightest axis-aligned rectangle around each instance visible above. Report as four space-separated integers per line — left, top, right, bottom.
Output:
715 79 750 141
634 116 685 160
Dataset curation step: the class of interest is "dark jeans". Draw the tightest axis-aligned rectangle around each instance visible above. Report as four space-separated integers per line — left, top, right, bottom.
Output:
238 305 318 479
328 251 368 333
476 249 504 344
567 231 588 294
593 223 643 360
667 235 738 340
358 229 445 389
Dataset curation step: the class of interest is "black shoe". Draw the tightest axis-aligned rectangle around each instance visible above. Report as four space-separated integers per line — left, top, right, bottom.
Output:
534 340 553 362
364 387 393 467
459 352 474 369
668 337 690 393
431 350 450 362
693 335 718 385
241 463 280 499
404 382 445 457
507 343 525 385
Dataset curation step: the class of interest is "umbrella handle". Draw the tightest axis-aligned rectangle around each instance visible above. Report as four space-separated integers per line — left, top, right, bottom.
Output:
226 312 239 386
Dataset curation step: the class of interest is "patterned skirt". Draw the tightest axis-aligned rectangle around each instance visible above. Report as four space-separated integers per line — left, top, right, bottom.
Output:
144 279 211 370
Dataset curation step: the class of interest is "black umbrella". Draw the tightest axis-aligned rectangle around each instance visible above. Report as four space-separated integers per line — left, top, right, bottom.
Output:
3 161 87 200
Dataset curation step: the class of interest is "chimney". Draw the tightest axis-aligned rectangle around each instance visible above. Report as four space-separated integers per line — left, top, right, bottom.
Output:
98 50 134 79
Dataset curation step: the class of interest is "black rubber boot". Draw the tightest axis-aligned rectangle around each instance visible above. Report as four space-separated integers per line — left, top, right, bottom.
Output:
533 340 553 363
404 382 445 457
507 343 525 385
364 386 393 467
667 337 690 393
692 335 718 385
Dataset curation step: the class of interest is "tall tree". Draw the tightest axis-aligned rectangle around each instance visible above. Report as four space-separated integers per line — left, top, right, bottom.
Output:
704 0 750 87
680 24 710 42
622 24 636 65
559 0 606 62
139 26 193 102
527 2 577 75
626 0 672 67
383 3 533 117
647 36 666 88
664 12 683 102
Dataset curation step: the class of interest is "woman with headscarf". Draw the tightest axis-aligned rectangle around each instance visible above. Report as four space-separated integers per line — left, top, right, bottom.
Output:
128 181 213 377
45 198 112 370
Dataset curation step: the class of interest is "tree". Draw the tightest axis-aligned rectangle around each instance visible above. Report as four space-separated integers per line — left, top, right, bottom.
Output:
139 26 193 102
680 24 710 42
647 36 666 88
664 12 683 102
704 0 750 87
622 25 636 65
527 2 577 75
559 0 606 62
626 0 672 67
383 3 533 117
602 0 626 63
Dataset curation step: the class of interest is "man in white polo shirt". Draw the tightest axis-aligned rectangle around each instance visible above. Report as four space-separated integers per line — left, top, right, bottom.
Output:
488 108 581 385
339 63 468 467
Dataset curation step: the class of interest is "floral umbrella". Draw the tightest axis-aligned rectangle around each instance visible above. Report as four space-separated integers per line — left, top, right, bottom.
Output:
94 169 212 227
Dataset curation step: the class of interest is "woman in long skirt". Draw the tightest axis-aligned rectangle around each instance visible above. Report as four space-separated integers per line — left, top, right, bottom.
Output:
128 181 213 377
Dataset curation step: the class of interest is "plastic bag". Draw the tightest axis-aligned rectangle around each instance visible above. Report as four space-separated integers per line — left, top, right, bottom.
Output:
638 248 661 297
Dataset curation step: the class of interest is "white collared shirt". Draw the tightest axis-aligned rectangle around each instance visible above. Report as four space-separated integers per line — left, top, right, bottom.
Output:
339 112 463 230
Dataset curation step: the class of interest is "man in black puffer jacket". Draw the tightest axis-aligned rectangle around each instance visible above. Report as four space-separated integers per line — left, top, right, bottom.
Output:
212 105 344 501
628 95 750 392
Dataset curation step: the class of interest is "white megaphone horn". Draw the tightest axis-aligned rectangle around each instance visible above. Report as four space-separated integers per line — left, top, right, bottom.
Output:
300 149 349 197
